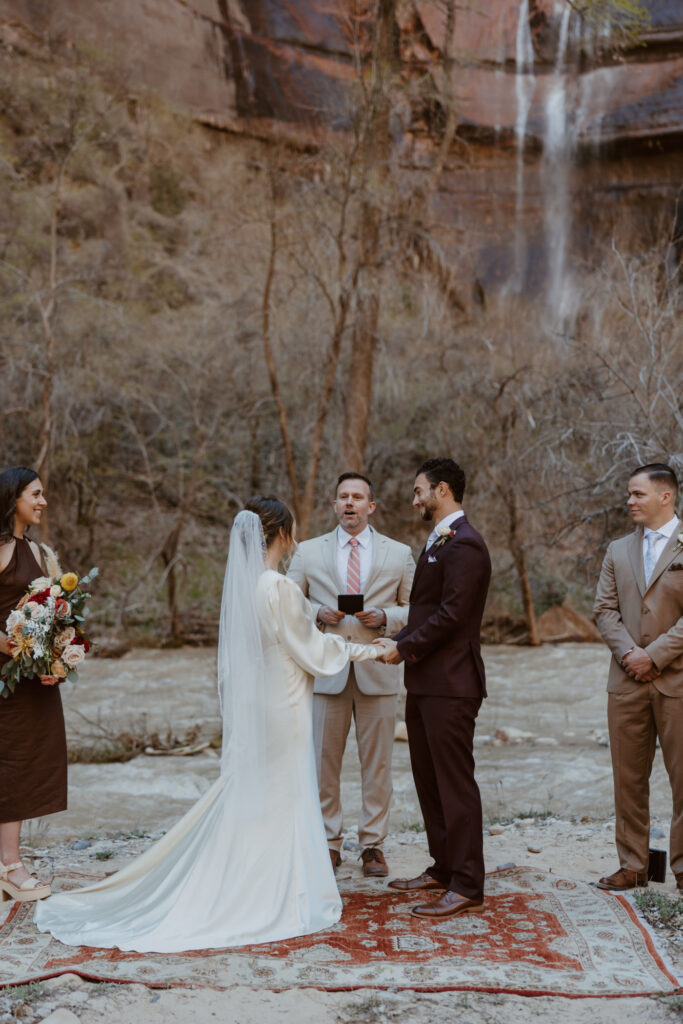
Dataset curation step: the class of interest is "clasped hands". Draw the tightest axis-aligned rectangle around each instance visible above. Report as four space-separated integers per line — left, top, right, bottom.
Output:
622 645 660 683
372 638 403 664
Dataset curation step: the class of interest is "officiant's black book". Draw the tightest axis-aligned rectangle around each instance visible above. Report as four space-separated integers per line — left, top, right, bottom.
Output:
338 594 364 614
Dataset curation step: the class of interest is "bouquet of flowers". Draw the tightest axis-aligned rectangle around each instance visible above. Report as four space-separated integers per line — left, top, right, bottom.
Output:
1 567 98 698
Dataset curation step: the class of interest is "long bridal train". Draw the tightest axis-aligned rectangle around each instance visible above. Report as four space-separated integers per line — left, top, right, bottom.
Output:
35 558 378 953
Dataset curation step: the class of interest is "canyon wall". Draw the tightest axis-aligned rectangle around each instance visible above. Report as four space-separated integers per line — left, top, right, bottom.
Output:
2 0 681 298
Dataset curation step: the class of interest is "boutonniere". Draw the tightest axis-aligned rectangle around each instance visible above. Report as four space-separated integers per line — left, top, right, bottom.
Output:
673 532 683 555
433 525 456 549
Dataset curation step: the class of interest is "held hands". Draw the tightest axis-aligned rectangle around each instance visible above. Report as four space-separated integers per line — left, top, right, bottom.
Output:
622 646 660 683
372 638 403 665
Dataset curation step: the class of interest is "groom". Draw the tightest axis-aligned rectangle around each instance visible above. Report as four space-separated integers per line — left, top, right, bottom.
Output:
377 458 491 918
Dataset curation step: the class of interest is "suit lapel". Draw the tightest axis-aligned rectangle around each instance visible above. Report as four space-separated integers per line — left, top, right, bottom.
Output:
627 528 645 596
410 546 429 595
410 518 467 594
323 531 344 593
645 527 681 593
364 531 388 593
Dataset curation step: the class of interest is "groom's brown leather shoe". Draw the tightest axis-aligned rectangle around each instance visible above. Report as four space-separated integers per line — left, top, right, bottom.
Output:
330 849 342 871
675 872 683 892
387 872 445 892
412 890 484 919
596 868 648 891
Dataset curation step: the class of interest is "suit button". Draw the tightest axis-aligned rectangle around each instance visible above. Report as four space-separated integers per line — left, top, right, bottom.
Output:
642 607 649 614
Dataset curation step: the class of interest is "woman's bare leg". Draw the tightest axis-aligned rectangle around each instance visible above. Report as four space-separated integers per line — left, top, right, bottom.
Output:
0 821 32 885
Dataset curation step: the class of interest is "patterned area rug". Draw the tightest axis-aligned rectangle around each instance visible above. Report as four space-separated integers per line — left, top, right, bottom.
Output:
0 867 678 995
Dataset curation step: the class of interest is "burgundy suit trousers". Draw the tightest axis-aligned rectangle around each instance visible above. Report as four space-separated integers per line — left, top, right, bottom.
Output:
405 692 484 900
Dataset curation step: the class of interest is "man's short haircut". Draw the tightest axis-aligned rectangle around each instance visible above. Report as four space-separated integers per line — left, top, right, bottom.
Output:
631 463 679 499
417 458 466 503
336 472 375 500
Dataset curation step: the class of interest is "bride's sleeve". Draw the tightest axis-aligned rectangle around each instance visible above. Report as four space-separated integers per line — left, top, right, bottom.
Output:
269 576 379 678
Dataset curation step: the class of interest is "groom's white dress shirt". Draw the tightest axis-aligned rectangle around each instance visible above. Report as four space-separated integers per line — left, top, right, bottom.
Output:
425 510 465 551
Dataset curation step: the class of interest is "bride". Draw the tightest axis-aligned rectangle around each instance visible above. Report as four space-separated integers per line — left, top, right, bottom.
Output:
35 497 383 952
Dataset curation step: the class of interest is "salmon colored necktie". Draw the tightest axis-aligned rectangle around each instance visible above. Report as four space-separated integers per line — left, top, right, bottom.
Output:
347 538 361 594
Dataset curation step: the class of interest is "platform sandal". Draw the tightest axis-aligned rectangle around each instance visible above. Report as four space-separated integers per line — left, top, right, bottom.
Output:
0 860 51 902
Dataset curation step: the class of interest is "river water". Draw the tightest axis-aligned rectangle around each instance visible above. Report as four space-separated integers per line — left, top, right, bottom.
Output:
35 643 671 843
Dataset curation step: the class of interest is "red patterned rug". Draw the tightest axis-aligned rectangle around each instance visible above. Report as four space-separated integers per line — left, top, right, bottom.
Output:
0 867 679 995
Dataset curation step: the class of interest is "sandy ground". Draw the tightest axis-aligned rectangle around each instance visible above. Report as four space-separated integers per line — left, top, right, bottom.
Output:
1 643 682 1023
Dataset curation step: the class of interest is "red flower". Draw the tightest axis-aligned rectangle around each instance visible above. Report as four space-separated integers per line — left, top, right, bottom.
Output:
82 640 91 653
32 588 51 606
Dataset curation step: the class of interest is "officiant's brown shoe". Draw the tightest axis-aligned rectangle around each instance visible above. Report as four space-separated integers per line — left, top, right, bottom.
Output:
412 890 484 919
675 872 683 892
387 872 445 892
596 868 648 891
361 848 388 877
330 849 342 871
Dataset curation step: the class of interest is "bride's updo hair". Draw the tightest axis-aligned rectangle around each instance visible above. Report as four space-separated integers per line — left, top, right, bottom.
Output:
244 496 294 547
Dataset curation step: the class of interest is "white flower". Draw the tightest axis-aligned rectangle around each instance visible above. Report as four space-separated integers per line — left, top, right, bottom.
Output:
6 610 23 632
29 577 51 593
62 644 86 668
50 585 62 598
29 603 47 621
678 532 683 545
437 524 453 537
55 627 76 649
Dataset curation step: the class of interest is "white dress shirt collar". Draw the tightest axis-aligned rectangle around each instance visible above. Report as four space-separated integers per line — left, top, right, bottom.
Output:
426 510 465 550
337 524 373 548
644 516 679 540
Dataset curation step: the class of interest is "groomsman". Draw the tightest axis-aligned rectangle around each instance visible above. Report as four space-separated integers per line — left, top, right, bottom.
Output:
594 463 683 892
287 473 415 877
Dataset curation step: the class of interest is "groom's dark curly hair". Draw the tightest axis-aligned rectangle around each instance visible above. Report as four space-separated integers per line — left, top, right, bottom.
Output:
417 458 466 503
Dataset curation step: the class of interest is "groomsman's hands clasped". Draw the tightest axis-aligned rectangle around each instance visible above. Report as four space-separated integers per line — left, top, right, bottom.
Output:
622 645 660 683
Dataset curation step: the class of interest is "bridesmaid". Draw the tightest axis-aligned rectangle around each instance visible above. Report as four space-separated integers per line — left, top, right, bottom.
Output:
0 467 68 903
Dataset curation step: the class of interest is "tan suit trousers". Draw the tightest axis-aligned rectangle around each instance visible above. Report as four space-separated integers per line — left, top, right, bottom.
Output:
313 666 397 853
608 683 683 876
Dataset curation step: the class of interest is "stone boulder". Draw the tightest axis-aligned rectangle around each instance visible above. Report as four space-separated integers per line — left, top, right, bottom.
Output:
535 603 603 644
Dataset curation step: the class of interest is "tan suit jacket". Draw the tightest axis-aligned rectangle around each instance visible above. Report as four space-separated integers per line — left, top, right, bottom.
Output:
594 522 683 696
287 528 415 696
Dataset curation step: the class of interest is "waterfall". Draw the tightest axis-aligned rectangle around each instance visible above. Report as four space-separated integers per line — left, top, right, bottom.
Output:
512 0 536 292
543 2 574 319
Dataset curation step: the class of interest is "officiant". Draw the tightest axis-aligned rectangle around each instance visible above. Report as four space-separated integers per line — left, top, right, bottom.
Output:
288 473 415 877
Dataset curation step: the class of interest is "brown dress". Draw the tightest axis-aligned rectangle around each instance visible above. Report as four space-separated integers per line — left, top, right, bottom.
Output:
0 536 67 823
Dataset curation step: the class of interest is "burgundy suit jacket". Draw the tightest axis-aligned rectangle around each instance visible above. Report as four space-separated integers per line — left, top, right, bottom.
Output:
394 517 491 698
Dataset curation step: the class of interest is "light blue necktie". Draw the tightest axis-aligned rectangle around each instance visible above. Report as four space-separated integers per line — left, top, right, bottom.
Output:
644 531 661 586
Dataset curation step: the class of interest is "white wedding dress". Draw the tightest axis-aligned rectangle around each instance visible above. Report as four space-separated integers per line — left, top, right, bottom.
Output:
35 567 378 952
